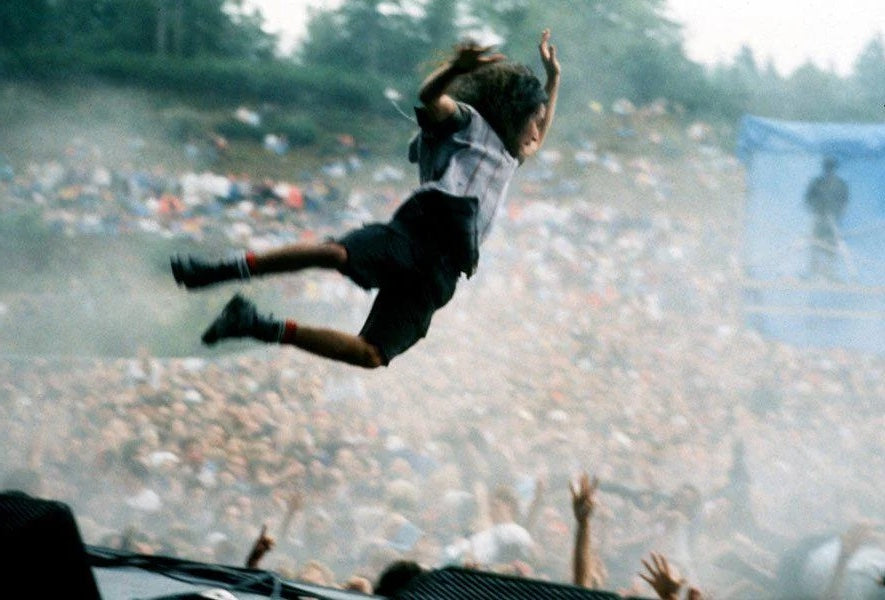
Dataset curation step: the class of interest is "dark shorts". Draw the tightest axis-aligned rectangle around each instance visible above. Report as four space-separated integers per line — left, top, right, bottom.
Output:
338 217 459 364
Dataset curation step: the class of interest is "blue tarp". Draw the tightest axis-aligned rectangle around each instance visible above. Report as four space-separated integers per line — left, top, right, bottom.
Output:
737 115 885 353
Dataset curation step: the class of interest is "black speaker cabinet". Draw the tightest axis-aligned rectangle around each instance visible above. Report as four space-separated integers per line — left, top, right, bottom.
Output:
0 491 102 599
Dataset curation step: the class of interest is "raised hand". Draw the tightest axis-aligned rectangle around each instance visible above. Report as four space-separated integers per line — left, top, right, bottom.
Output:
451 42 506 74
245 523 276 569
539 29 560 80
570 472 600 522
639 552 684 600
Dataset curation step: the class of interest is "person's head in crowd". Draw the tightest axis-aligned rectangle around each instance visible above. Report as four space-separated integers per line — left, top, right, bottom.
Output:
304 507 338 557
437 489 475 539
344 575 373 594
123 460 152 492
166 524 199 556
670 483 702 519
333 446 359 471
823 155 839 174
491 559 534 578
426 462 463 494
100 532 124 550
297 559 336 586
219 503 242 529
181 436 204 468
386 478 420 514
374 560 425 597
213 538 240 565
359 540 403 579
388 456 414 479
120 525 154 555
119 439 145 470
491 485 520 524
497 539 534 564
307 457 331 489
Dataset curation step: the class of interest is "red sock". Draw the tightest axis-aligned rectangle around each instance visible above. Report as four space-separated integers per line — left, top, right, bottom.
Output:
245 251 258 275
280 320 298 344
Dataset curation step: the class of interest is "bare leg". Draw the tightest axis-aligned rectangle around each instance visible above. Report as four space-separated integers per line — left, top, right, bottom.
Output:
251 243 386 367
172 242 348 289
250 241 347 276
286 325 384 369
202 294 384 368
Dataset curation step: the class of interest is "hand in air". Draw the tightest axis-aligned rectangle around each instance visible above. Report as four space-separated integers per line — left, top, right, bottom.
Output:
639 552 684 600
539 29 560 80
451 42 506 73
246 523 276 568
570 472 600 522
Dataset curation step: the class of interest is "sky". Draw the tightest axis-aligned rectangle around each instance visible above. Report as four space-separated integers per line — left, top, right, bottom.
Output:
245 0 884 76
666 0 884 75
245 0 341 54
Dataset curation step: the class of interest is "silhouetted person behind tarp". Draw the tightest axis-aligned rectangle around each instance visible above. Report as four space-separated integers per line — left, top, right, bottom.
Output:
804 156 849 280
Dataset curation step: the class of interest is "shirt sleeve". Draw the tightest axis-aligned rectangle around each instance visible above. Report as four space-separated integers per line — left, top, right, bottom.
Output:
413 102 471 139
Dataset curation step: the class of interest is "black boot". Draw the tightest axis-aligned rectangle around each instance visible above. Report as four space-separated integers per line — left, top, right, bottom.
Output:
201 294 283 346
171 253 250 289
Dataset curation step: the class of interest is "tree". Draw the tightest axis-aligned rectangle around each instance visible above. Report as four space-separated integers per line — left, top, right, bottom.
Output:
29 0 274 59
152 0 275 59
155 0 183 56
747 57 789 119
300 0 435 80
42 0 156 54
850 34 885 120
783 61 846 121
422 0 458 58
733 45 758 79
0 0 52 49
462 0 690 105
297 0 702 112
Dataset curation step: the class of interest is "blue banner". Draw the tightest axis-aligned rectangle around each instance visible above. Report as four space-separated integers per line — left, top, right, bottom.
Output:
738 116 885 353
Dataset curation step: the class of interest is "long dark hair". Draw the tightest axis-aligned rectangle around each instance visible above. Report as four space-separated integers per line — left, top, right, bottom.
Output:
448 61 547 157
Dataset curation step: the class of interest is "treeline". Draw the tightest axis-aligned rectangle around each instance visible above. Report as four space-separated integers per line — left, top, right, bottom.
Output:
2 0 884 125
1 0 274 59
2 47 387 111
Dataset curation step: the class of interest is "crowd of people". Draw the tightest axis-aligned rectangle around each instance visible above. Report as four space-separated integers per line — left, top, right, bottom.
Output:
0 135 363 246
2 98 884 599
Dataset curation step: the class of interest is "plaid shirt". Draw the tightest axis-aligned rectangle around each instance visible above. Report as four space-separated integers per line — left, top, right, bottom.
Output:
408 102 519 245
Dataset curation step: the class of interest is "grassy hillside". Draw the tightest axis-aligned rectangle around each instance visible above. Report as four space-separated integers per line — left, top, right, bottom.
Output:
1 81 410 176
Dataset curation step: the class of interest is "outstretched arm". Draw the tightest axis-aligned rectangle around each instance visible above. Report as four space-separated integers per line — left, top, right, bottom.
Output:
245 524 275 569
536 29 561 149
418 43 505 122
572 472 606 588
